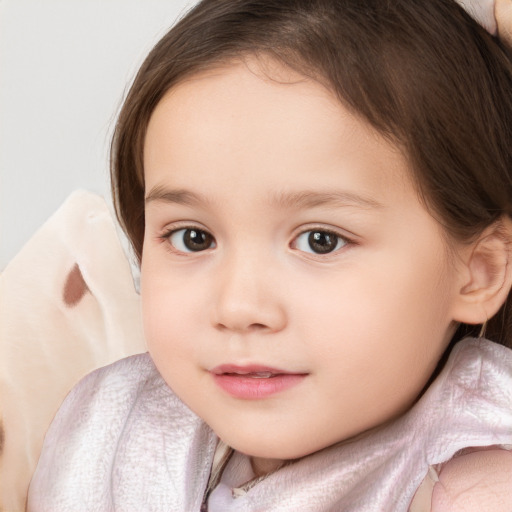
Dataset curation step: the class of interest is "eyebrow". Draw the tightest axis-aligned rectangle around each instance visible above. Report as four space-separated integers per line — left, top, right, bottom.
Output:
145 186 211 207
270 190 384 210
145 185 384 210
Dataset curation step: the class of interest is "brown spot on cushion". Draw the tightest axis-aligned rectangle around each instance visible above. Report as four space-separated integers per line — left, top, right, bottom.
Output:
63 263 89 307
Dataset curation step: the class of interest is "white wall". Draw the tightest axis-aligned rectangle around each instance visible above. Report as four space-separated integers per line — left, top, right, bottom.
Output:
0 0 198 269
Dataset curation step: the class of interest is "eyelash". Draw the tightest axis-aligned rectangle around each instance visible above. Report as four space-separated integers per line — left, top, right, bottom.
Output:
158 225 354 257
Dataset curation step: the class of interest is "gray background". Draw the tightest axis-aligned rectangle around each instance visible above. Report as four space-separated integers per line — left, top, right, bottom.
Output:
0 0 197 269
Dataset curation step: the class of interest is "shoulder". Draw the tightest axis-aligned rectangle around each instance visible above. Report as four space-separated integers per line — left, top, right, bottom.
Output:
48 352 155 412
431 449 512 512
53 352 162 425
73 351 157 393
34 352 163 466
28 353 174 507
38 352 161 444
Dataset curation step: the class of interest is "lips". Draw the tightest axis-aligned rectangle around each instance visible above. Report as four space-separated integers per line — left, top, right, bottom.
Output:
210 365 307 399
212 364 294 376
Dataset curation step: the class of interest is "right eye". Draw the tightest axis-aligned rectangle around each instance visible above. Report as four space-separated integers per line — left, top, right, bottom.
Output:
167 228 216 253
293 229 347 255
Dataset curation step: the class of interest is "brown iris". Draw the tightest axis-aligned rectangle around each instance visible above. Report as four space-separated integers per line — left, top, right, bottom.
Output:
308 231 339 254
183 229 214 251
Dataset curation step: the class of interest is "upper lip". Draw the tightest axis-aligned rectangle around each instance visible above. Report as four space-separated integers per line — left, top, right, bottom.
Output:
210 364 306 375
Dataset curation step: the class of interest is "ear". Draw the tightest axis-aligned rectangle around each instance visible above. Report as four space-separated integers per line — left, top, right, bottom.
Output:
451 217 512 325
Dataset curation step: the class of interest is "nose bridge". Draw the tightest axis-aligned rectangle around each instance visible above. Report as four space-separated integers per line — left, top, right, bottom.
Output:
212 242 286 333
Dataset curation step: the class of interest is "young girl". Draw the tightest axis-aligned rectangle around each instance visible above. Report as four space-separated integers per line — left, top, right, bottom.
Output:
28 0 512 510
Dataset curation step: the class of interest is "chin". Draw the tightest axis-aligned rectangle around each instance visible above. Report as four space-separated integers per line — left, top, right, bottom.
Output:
217 430 325 462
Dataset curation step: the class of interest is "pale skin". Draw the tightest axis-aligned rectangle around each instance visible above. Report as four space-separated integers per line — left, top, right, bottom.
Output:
140 59 512 508
496 0 512 44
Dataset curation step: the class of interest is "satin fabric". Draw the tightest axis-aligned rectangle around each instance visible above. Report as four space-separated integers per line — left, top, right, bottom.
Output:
28 338 512 512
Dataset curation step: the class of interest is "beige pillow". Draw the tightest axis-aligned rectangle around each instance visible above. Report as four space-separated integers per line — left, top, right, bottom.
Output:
0 190 145 511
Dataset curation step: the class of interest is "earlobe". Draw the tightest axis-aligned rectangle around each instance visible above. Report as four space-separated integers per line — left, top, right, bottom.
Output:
452 218 512 325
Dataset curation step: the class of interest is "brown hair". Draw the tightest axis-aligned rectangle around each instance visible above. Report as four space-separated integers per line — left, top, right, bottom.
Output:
111 0 512 347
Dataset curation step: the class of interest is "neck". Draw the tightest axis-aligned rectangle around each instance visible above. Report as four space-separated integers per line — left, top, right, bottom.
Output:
250 456 285 477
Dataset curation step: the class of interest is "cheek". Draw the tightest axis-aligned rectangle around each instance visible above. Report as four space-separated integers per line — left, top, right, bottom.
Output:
140 261 202 361
294 260 440 337
140 282 207 406
293 245 454 377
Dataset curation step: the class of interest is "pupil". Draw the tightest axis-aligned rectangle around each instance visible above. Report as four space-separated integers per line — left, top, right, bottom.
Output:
184 229 212 251
308 231 337 254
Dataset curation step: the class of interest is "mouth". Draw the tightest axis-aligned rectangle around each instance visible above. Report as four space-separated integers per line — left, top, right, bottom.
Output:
210 365 308 399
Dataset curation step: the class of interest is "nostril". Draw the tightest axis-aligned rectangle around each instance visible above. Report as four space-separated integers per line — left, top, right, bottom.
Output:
214 322 269 333
249 323 268 331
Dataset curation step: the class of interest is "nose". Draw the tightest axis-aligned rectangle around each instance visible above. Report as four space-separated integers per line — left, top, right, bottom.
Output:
211 250 287 334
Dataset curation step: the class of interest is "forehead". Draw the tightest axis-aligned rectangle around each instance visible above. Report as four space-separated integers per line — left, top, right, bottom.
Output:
143 59 414 207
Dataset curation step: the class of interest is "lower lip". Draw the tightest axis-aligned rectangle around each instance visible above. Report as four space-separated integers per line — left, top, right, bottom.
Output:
212 373 307 399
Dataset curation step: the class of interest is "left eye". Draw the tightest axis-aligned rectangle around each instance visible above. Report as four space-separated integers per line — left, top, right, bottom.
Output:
294 230 346 255
168 228 216 253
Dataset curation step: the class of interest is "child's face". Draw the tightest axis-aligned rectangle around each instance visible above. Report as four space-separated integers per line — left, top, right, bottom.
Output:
141 60 464 468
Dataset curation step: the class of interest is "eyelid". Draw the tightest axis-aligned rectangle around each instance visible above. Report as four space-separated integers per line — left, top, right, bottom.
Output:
292 223 356 241
158 219 212 236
